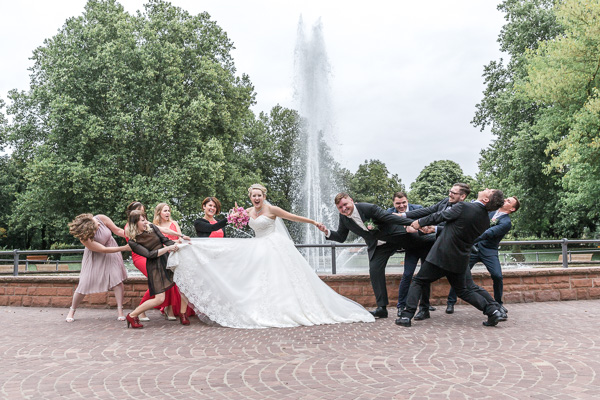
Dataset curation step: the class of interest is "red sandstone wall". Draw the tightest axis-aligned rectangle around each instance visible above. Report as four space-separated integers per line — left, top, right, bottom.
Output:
1 267 599 309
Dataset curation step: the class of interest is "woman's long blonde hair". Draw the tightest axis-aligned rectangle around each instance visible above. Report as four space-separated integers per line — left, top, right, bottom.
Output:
153 202 171 225
126 210 152 240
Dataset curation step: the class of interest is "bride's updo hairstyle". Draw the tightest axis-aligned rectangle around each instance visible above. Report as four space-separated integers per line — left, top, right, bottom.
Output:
248 183 267 198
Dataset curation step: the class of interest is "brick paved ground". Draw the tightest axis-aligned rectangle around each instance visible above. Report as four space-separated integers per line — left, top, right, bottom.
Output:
1 301 599 399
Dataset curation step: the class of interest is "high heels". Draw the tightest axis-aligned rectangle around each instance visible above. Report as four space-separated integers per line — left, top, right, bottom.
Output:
179 313 190 326
126 313 143 329
65 307 76 323
138 315 150 322
164 313 177 321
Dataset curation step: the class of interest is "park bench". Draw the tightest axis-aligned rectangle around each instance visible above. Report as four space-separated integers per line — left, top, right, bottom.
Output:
558 253 593 262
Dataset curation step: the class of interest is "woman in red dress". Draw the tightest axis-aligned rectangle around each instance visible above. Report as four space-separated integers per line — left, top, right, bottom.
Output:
153 202 194 319
193 197 227 238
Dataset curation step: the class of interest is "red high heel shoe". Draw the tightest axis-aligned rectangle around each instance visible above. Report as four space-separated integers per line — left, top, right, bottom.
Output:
180 313 190 326
126 313 143 329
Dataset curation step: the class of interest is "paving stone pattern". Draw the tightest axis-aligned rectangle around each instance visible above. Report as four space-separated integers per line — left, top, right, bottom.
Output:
1 301 599 399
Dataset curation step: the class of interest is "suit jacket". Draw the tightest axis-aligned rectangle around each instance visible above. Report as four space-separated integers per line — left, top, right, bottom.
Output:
417 201 490 273
385 203 423 214
326 203 416 261
404 198 451 219
474 212 512 255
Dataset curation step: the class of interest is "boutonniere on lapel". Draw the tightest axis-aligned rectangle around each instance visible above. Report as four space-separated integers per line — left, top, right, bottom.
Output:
490 219 498 227
364 219 379 232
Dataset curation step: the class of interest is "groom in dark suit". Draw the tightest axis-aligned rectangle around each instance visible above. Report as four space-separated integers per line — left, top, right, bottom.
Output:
318 193 434 318
396 188 507 327
446 196 520 313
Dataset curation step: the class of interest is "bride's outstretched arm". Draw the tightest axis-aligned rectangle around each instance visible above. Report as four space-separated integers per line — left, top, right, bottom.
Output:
270 205 318 226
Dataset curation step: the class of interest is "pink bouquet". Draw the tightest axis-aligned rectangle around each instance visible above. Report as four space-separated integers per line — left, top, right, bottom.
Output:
227 207 250 229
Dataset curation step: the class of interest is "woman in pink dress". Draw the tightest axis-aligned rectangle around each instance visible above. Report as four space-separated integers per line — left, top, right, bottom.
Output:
66 214 130 322
153 202 195 319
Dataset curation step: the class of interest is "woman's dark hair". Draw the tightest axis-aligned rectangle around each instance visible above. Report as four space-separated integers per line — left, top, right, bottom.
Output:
126 201 144 218
202 197 222 214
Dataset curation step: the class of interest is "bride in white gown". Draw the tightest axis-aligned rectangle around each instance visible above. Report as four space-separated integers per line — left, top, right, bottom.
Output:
167 184 375 329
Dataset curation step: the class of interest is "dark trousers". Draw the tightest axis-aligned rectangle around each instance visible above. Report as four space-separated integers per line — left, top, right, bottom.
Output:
397 247 431 311
401 261 500 319
369 243 401 307
448 249 503 305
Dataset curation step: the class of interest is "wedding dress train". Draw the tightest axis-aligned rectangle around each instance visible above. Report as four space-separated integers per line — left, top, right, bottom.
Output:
167 215 375 328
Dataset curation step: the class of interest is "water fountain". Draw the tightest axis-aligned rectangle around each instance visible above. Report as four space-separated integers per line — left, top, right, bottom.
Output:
292 16 341 272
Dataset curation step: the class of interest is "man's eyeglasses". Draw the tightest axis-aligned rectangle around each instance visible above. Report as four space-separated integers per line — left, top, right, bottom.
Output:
449 190 460 196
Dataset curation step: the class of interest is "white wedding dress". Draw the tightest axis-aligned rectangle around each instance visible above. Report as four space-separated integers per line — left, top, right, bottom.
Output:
167 215 375 328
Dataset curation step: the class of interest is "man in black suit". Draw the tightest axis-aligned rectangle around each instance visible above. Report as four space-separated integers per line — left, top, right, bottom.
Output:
396 188 507 327
446 196 520 314
395 183 470 320
386 191 435 317
397 183 471 221
318 193 434 318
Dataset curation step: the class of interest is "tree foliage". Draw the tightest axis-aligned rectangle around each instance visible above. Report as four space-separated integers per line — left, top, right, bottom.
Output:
473 0 566 237
409 160 474 206
349 159 404 207
2 0 257 247
519 0 600 236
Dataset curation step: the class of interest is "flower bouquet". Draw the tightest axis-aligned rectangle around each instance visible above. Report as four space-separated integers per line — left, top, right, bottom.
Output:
364 218 379 232
227 207 250 229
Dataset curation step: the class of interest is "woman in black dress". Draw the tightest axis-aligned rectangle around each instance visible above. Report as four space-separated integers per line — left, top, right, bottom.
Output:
124 210 190 328
193 197 228 238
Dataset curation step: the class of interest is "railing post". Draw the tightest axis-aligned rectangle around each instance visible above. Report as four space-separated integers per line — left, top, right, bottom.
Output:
561 238 569 268
331 243 337 275
13 249 19 276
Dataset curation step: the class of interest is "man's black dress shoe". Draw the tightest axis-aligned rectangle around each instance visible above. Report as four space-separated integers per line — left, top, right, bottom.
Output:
500 304 508 314
370 307 388 318
445 304 454 314
395 317 411 327
483 310 508 326
428 306 436 311
414 310 430 321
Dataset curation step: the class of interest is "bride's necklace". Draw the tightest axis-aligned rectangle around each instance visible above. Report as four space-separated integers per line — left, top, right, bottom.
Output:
255 206 263 216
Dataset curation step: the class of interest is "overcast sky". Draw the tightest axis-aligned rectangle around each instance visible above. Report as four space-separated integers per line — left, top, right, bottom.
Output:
0 0 507 187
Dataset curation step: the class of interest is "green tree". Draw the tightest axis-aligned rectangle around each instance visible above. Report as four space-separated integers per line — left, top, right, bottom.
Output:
3 0 257 247
519 0 600 236
409 160 473 206
243 105 302 211
349 159 404 207
473 0 564 237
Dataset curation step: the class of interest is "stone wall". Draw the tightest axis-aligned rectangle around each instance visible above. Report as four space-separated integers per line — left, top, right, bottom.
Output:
1 267 599 309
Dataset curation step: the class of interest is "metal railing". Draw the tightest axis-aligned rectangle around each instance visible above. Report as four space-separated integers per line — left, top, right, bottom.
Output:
1 239 599 276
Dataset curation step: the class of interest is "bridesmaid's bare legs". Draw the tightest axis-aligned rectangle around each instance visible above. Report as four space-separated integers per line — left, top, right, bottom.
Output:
180 293 189 315
112 283 125 320
66 292 85 322
130 293 166 318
